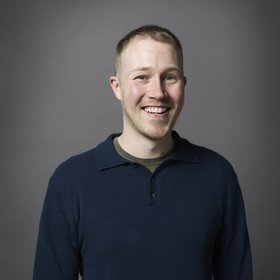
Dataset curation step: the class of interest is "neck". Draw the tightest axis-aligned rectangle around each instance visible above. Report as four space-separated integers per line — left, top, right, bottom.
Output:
117 131 174 159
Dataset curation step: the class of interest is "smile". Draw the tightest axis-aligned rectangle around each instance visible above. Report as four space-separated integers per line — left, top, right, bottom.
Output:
142 106 169 114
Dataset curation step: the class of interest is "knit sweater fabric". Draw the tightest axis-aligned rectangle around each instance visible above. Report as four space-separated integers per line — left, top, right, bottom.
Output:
33 132 252 280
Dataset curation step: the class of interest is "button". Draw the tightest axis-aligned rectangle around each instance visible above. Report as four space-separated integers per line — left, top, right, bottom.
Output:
151 192 156 198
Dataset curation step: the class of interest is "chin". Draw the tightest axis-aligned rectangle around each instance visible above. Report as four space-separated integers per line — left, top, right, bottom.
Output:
141 126 172 141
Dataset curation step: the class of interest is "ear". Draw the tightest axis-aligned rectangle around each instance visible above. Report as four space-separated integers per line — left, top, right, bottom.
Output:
183 76 187 87
109 76 122 101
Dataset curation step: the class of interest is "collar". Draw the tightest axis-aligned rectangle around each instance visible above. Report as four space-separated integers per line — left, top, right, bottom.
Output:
95 131 200 171
169 131 200 164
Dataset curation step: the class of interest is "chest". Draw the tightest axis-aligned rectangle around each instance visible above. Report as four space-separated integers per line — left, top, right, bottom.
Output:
79 164 224 255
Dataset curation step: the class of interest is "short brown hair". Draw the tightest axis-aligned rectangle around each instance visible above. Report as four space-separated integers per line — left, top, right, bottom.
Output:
115 25 183 74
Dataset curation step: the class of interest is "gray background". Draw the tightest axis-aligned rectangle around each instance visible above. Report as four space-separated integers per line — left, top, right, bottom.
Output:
1 0 279 279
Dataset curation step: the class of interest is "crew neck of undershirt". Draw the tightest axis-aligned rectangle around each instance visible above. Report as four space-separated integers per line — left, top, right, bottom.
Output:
113 137 173 173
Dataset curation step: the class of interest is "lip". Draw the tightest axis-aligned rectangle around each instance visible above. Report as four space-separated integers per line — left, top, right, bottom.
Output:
141 106 171 115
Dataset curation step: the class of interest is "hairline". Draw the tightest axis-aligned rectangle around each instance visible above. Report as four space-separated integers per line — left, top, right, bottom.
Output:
114 26 184 76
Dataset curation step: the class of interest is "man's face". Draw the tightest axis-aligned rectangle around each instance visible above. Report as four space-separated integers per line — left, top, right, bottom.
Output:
110 37 186 141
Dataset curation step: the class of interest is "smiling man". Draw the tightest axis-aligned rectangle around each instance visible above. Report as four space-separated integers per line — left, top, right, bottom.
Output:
33 25 253 280
110 35 186 158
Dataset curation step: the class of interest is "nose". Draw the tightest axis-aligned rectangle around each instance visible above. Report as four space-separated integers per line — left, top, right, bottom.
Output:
147 77 165 99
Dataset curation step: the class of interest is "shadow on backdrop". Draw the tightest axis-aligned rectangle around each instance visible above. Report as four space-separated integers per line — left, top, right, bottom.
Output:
1 0 279 279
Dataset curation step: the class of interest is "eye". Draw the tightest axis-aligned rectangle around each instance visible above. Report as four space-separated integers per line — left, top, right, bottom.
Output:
134 75 149 81
162 74 177 83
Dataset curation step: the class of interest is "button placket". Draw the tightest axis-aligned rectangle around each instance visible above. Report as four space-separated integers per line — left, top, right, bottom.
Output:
149 175 159 206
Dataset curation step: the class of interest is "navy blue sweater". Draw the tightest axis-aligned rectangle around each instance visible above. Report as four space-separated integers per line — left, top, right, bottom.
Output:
33 132 252 279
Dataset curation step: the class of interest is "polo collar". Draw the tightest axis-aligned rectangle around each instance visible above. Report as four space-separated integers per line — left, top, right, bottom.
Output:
95 133 129 171
169 131 200 164
95 131 200 171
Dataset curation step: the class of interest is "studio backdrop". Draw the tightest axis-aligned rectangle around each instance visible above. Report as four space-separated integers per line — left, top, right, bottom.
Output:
1 0 280 279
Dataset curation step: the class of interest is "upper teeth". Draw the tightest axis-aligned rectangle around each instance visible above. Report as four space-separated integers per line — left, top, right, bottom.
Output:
144 107 168 114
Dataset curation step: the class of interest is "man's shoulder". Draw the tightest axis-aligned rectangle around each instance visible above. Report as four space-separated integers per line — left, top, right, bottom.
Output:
49 134 116 185
174 132 236 176
192 142 232 165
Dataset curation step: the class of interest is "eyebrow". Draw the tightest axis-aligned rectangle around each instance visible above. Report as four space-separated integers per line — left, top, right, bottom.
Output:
128 67 151 75
128 66 182 75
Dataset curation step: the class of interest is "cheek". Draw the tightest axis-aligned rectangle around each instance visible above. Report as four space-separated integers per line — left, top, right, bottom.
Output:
168 85 185 104
125 83 145 104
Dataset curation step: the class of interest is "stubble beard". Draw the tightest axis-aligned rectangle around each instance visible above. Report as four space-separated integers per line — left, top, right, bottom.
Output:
123 108 178 141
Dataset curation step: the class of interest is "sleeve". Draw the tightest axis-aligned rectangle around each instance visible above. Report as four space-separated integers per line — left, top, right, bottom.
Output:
213 176 253 280
33 169 81 280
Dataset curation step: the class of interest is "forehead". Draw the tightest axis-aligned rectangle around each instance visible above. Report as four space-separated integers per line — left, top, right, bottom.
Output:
118 37 181 70
122 37 177 57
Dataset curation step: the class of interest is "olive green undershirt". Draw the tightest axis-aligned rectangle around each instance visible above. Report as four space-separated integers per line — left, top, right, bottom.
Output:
113 137 173 173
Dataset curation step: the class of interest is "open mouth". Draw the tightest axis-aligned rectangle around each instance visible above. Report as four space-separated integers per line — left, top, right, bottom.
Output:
142 106 170 114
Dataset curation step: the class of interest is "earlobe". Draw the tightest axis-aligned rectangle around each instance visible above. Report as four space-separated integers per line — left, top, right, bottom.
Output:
109 76 122 100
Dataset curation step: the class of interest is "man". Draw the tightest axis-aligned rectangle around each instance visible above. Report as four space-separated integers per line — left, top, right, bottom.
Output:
33 25 253 279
